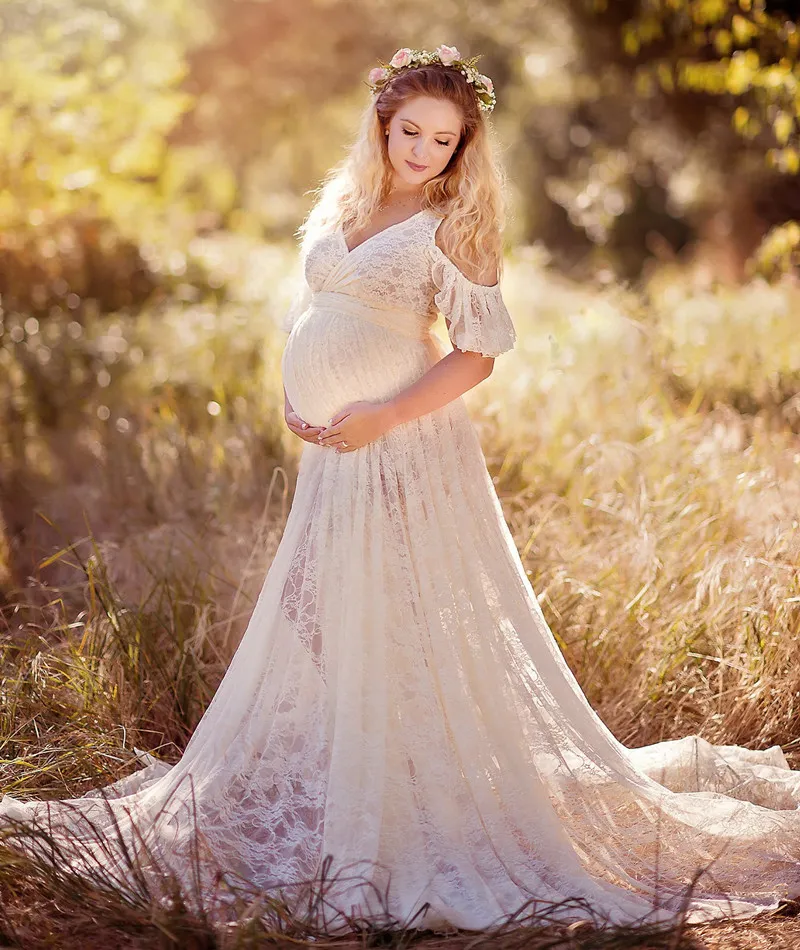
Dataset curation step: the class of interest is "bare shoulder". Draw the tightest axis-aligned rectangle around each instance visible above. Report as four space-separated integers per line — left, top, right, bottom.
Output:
433 216 499 287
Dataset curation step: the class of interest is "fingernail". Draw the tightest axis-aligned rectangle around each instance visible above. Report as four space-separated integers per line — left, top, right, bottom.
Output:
301 423 308 429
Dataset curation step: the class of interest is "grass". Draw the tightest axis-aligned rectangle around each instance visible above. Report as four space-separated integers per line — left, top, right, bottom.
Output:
1 236 800 945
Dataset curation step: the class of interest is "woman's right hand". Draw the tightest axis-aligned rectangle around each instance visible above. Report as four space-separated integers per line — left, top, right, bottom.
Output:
285 406 326 444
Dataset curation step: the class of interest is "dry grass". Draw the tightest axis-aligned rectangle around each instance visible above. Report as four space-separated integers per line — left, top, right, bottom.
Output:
0 815 783 949
1 240 800 945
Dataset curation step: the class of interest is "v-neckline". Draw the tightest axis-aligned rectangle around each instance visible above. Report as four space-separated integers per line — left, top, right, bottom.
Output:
339 209 426 257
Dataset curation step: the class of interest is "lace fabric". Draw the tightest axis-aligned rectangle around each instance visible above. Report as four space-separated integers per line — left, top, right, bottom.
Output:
281 210 516 358
3 209 800 933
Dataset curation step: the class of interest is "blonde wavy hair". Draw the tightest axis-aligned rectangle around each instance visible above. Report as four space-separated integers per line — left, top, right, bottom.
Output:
297 61 508 280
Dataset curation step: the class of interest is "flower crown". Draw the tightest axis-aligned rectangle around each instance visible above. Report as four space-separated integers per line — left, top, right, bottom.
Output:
367 45 496 114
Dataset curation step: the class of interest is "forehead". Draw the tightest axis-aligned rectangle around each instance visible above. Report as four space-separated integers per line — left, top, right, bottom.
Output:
394 96 462 134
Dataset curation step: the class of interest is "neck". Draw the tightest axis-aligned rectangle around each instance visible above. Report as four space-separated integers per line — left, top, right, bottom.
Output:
387 176 424 200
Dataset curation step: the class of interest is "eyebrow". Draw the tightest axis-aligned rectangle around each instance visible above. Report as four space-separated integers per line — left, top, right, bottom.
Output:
399 118 458 137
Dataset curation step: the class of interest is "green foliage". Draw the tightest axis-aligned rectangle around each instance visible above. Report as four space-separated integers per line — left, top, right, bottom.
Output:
750 218 800 276
609 0 800 173
0 0 233 247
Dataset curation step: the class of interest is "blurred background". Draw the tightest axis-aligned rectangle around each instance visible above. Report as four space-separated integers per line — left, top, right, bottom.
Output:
1 0 800 802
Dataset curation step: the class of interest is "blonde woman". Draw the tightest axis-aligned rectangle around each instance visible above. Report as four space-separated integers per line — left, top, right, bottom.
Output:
4 44 800 937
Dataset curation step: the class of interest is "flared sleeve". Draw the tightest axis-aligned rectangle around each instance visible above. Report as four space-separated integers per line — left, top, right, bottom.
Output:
430 244 517 357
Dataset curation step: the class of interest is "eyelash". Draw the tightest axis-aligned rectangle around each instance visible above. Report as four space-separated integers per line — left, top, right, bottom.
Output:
402 128 450 147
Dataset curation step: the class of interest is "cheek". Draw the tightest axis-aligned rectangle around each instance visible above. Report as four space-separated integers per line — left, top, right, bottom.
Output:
436 147 457 171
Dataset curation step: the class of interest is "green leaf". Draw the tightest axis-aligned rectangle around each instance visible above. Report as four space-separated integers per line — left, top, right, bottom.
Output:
774 111 794 145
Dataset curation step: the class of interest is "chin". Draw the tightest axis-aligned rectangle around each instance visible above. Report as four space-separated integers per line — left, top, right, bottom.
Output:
391 160 435 185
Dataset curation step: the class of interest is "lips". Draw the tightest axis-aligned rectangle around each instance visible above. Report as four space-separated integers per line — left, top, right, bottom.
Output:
406 160 427 171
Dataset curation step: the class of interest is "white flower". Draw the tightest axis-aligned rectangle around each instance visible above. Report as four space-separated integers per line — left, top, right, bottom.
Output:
478 73 494 94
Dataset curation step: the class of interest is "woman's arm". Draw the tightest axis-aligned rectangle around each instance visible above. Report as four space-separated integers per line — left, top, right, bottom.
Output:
385 347 493 426
317 240 512 453
316 345 493 452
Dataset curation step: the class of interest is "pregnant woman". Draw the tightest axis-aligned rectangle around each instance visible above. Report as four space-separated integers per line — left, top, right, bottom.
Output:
4 43 800 936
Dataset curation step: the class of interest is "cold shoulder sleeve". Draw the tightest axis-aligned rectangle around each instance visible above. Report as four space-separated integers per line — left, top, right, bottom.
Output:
430 243 517 358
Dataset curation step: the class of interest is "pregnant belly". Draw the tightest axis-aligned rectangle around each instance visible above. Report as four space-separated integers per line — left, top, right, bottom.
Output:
281 308 439 428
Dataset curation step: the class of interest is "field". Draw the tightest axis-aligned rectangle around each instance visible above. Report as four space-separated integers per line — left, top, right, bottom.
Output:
1 237 800 947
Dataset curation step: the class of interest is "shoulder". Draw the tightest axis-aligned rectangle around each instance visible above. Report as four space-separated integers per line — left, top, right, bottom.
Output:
425 211 499 288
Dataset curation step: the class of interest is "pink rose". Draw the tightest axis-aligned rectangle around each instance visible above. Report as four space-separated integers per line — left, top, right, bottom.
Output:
436 45 461 65
369 66 388 84
478 73 494 94
390 48 413 68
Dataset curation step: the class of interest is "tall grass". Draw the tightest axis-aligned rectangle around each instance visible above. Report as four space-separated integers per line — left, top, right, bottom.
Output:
1 236 800 944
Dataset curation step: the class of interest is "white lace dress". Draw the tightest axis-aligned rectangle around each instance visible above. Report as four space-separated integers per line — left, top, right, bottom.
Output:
3 207 800 933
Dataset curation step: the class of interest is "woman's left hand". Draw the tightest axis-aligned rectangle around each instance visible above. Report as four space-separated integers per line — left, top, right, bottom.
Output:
316 400 396 452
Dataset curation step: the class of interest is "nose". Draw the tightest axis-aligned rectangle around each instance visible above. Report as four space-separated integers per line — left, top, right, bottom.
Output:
412 143 427 163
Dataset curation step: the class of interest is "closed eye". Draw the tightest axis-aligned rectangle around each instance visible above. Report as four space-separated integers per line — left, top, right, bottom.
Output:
402 128 450 147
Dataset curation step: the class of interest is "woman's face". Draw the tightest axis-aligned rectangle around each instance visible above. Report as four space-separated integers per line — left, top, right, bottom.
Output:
384 95 463 189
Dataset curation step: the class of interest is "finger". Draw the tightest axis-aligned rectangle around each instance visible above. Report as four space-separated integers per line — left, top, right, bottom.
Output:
317 428 343 442
288 421 318 435
328 411 351 427
290 423 322 441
